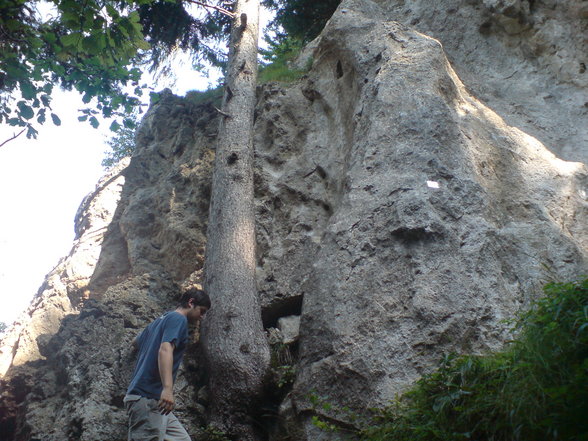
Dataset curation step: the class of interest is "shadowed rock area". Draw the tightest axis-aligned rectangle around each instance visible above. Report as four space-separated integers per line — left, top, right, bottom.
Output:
0 1 586 440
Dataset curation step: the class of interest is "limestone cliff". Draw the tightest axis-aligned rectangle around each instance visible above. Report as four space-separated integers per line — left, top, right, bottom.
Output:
0 1 587 440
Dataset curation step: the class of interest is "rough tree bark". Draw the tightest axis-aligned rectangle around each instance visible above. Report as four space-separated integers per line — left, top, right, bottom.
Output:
201 1 270 440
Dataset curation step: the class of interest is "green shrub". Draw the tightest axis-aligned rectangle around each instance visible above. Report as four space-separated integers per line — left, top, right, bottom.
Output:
185 87 224 108
314 278 588 441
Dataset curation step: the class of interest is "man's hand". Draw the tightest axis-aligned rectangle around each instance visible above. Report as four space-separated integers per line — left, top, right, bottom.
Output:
158 387 175 415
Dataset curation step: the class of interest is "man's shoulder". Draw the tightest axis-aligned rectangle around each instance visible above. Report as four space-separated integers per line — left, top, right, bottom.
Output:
162 311 187 327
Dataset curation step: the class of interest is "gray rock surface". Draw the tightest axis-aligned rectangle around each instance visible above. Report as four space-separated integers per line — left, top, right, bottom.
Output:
0 94 216 440
283 1 588 437
374 0 588 164
277 316 301 345
0 1 587 440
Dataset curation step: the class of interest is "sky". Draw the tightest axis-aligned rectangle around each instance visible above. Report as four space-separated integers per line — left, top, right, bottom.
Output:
0 6 274 327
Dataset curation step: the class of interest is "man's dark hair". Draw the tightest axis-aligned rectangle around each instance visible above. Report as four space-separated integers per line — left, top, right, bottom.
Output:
179 288 211 309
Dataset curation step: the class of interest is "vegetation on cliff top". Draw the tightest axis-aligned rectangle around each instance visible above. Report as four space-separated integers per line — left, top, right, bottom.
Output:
1 0 337 145
314 278 588 441
102 34 310 168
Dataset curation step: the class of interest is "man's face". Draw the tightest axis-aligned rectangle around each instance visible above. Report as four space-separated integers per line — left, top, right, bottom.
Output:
187 305 208 324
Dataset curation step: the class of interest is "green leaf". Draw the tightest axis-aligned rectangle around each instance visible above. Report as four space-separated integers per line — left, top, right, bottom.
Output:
78 115 88 122
31 37 44 49
109 120 121 132
44 32 57 44
135 39 150 50
20 82 36 100
149 92 161 104
31 65 44 82
3 60 27 80
61 33 82 48
118 18 136 37
106 5 119 18
93 15 106 29
123 118 135 129
4 19 21 32
128 11 140 23
83 9 95 30
82 34 106 54
89 116 99 128
53 64 66 76
51 113 61 126
17 102 34 120
26 125 39 139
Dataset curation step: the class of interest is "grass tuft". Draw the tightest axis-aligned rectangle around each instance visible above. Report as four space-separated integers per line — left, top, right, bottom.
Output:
185 87 224 108
258 36 309 84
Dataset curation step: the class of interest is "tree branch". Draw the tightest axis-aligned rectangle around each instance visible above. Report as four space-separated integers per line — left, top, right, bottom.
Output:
184 0 235 18
0 128 26 148
213 106 232 118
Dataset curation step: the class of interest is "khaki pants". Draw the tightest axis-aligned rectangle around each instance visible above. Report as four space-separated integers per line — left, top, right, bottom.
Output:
125 396 191 441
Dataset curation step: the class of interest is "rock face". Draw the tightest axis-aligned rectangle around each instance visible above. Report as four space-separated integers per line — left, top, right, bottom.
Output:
1 0 587 440
0 96 216 440
281 2 587 438
377 0 588 164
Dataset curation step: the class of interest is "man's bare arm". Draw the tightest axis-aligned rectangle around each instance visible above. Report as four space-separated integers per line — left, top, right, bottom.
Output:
158 341 175 415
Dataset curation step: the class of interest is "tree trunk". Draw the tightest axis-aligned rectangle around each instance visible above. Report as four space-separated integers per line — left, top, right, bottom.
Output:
201 1 270 440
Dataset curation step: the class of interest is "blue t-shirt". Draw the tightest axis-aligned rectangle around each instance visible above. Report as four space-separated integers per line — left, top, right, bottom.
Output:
127 311 188 399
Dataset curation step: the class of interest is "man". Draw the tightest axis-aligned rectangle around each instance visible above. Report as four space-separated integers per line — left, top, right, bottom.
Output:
125 288 211 441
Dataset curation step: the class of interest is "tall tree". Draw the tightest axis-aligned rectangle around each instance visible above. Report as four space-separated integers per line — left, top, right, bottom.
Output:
201 0 270 439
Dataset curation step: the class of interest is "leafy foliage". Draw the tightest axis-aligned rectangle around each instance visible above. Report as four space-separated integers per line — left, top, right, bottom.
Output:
138 0 230 74
0 0 231 141
258 36 308 83
312 278 588 441
1 0 337 142
0 0 150 138
0 321 6 334
1 0 340 142
275 364 296 389
262 0 341 42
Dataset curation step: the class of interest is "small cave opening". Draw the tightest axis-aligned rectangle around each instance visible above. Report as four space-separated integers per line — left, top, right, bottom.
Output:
261 295 303 329
227 152 239 165
255 295 304 440
336 60 344 79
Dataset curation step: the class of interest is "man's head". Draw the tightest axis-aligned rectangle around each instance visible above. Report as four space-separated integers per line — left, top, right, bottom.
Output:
179 288 211 323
